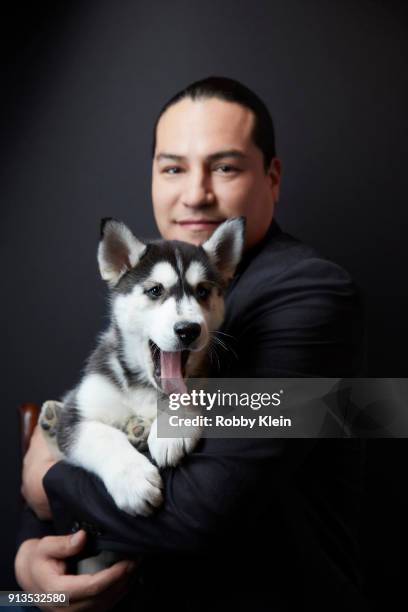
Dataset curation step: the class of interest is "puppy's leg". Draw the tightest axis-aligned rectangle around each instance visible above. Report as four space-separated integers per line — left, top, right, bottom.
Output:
39 400 64 458
39 400 63 437
124 415 153 451
147 416 202 468
62 420 163 516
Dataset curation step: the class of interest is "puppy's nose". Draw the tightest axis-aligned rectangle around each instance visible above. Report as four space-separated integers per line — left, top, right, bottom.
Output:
174 322 201 347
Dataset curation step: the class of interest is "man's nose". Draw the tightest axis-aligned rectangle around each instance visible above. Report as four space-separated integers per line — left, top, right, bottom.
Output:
182 171 214 208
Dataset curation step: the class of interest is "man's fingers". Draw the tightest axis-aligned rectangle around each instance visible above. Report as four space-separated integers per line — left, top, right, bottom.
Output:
40 530 87 560
39 532 138 602
27 424 47 452
55 559 137 601
31 423 42 441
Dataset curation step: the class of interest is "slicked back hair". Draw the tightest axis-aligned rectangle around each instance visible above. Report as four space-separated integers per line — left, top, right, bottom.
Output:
151 76 276 173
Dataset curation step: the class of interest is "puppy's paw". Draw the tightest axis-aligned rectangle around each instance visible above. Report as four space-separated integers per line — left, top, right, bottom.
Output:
39 400 63 438
148 419 201 468
124 415 151 451
104 454 163 517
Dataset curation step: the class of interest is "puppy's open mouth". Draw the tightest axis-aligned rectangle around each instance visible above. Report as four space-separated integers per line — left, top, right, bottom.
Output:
149 340 190 395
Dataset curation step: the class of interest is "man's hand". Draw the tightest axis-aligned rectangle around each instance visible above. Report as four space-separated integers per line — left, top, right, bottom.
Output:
15 530 139 612
21 424 57 520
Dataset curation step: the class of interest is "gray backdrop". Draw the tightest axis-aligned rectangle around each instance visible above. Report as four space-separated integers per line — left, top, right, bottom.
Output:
1 1 407 608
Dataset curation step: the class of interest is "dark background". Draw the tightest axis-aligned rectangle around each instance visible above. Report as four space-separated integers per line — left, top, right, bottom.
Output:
1 0 407 608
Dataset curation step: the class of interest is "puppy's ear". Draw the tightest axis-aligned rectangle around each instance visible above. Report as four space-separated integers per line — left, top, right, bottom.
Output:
202 217 245 284
97 218 146 287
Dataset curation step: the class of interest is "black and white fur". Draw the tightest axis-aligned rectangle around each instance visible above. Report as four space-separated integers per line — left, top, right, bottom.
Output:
40 217 244 522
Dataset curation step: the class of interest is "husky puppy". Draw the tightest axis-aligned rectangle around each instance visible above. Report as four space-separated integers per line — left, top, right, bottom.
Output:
40 217 244 520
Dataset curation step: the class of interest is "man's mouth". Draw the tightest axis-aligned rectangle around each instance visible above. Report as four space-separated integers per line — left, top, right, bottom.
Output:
149 340 190 395
175 219 225 231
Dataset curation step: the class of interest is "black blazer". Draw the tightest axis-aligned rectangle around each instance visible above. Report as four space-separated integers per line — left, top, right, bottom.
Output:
17 221 367 611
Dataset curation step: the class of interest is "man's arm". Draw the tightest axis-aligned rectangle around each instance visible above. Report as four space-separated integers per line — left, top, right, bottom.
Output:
16 504 55 550
39 256 363 557
43 434 310 557
15 432 140 607
16 424 57 549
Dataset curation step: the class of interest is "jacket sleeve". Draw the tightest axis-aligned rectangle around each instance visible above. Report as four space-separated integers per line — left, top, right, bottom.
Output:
39 256 363 558
42 435 302 557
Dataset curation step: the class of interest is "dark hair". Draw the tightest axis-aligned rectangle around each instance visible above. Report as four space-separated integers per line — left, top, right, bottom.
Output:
151 76 276 172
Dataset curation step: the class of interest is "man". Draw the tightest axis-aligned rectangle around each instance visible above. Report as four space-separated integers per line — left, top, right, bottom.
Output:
15 76 366 610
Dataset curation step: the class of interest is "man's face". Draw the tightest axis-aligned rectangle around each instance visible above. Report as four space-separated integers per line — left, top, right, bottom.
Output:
152 97 281 249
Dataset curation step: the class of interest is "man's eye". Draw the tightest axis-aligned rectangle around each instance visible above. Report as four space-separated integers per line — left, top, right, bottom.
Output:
214 165 239 174
146 284 164 299
163 167 182 175
196 284 211 301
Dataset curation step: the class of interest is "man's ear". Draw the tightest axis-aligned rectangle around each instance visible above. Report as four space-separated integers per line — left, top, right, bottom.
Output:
268 157 281 203
97 218 146 287
202 217 245 284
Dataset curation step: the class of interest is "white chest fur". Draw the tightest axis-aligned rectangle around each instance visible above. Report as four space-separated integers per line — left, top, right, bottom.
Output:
76 372 158 427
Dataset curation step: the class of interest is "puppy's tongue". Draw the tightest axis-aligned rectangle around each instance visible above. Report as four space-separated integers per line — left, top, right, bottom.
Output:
160 351 187 395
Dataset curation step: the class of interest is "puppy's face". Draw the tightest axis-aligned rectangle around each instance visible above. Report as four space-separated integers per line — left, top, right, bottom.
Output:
112 241 225 392
98 218 244 393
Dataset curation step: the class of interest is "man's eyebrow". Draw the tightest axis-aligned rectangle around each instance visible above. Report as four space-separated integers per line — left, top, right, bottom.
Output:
207 150 247 162
155 150 247 163
155 153 185 162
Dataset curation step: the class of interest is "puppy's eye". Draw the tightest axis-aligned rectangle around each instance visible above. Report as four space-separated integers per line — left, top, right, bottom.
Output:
196 284 211 301
146 284 164 299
